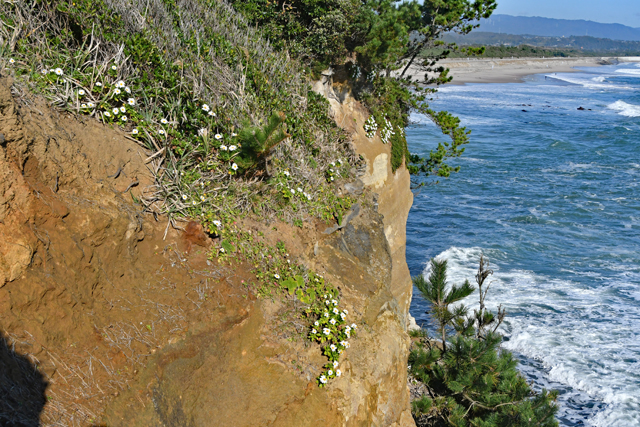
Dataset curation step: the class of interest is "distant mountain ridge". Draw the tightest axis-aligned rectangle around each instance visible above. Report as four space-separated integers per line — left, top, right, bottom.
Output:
479 14 640 41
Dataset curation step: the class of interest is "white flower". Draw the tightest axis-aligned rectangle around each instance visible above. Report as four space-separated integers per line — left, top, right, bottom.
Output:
340 313 346 320
158 129 166 135
324 300 330 305
198 128 207 137
231 163 238 171
41 69 48 75
337 159 342 164
192 200 197 206
332 308 339 315
202 104 210 112
330 344 337 351
113 88 121 95
283 171 290 177
327 370 333 376
330 162 335 166
311 329 317 334
208 111 216 117
131 129 139 135
341 341 350 348
290 188 296 194
314 321 319 326
336 369 342 377
319 375 327 384
345 331 350 338
323 328 330 335
345 326 351 332
213 220 221 227
116 80 125 88
220 247 225 253
111 65 117 71
9 58 15 64
351 323 357 330
120 106 126 113
182 194 188 200
78 89 85 96
199 195 206 202
121 116 127 122
49 69 54 73
232 132 237 137
80 103 87 108
104 111 111 117
324 312 330 318
333 361 339 368
112 107 119 115
330 177 334 181
220 145 228 151
274 274 280 279
297 187 302 192
88 102 95 108
306 194 312 201
127 98 135 106
229 145 237 151
323 294 327 298
95 82 102 87
55 68 63 76
161 118 168 124
215 134 222 140
343 310 348 315
329 318 336 325
332 299 338 305
338 349 343 354
125 87 131 93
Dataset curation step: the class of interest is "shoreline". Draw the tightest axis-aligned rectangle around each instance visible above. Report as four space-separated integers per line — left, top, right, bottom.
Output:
407 56 640 85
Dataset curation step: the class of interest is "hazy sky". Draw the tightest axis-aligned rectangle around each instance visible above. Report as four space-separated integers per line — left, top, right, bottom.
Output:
494 0 640 27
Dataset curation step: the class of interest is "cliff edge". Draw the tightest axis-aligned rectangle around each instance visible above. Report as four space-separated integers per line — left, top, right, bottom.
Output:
0 72 415 426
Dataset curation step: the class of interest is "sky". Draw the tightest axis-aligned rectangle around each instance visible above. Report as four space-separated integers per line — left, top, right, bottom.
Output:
494 0 640 28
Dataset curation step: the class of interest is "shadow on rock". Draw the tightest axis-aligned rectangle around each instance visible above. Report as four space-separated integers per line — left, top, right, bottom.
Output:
0 332 48 427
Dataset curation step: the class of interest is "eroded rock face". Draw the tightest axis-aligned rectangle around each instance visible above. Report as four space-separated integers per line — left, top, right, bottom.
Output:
0 73 414 425
102 74 416 426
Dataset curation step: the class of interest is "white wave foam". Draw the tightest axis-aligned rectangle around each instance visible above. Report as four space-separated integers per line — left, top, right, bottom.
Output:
544 74 624 90
615 68 640 77
418 246 640 426
608 101 640 117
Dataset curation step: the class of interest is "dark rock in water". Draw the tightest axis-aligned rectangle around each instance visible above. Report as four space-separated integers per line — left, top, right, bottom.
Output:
577 107 586 110
521 109 528 112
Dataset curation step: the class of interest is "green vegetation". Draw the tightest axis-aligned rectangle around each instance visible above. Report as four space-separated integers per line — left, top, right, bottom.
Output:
410 257 558 426
231 0 497 180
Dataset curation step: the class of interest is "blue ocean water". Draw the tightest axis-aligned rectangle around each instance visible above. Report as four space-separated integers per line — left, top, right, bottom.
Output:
407 63 640 426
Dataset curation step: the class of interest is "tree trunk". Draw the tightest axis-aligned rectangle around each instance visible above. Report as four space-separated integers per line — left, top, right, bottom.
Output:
400 50 420 78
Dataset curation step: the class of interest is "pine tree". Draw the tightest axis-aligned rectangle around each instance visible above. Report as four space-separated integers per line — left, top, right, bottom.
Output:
410 257 559 426
413 258 474 352
235 111 290 174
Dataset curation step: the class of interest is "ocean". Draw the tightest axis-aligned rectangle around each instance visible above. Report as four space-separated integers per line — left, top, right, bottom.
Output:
406 62 640 426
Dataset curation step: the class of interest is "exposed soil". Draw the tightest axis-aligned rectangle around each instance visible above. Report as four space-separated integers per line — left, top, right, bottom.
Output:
0 77 260 425
0 76 416 426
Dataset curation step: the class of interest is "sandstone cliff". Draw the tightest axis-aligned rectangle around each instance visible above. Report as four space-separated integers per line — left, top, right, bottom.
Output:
0 74 415 426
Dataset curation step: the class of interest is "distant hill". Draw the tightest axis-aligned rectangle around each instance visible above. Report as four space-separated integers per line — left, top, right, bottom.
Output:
478 15 640 41
444 32 640 54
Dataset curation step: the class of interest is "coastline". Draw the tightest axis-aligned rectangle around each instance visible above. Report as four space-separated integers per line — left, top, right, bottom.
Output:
407 56 640 85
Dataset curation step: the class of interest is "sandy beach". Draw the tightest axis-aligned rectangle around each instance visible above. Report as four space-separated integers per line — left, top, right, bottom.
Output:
405 56 640 85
